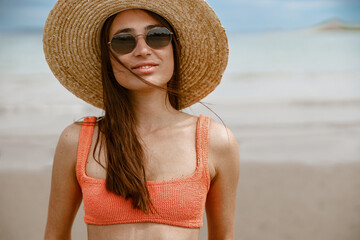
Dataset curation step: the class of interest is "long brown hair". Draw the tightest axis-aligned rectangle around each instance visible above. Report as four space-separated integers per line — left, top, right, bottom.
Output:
93 10 182 214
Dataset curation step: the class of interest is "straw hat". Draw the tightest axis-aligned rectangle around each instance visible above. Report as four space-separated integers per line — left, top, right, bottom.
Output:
43 0 229 109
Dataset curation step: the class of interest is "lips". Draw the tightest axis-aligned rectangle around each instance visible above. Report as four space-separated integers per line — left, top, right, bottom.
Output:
131 62 159 70
131 62 159 74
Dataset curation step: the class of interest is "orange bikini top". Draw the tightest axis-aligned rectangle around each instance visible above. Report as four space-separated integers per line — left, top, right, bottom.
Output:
76 115 211 228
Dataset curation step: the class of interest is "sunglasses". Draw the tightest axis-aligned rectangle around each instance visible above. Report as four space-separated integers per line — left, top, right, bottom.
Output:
108 27 173 54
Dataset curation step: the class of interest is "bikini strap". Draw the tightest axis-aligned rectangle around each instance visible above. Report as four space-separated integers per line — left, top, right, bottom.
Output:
76 116 97 185
196 114 211 190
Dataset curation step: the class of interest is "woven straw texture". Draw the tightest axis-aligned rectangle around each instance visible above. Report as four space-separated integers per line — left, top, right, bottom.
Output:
43 0 229 109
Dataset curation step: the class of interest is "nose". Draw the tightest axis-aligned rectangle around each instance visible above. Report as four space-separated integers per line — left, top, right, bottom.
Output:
132 34 151 56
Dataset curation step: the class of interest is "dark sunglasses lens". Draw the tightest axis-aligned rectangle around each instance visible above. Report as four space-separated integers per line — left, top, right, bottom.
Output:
111 34 136 54
146 28 172 49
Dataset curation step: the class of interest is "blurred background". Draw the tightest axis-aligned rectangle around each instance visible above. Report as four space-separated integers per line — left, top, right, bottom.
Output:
0 0 360 239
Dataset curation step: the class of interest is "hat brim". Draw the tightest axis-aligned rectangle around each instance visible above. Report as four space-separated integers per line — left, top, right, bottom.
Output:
43 0 229 109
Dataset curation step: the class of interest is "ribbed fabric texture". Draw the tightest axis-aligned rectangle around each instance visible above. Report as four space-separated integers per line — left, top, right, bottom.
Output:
76 115 211 228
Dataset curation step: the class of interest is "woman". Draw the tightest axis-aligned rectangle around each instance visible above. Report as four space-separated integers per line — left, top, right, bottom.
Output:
43 1 240 239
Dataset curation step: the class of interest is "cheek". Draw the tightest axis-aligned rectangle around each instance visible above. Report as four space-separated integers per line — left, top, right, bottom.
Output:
110 55 132 75
164 50 175 78
110 55 127 73
109 57 131 86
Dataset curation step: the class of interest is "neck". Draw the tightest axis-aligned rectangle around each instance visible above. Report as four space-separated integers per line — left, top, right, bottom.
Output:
128 89 180 134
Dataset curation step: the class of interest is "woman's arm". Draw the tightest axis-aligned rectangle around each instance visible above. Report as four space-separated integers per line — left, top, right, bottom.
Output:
206 121 240 240
44 123 83 240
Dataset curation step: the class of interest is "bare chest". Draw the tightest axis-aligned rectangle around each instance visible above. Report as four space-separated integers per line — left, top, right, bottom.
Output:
85 126 201 182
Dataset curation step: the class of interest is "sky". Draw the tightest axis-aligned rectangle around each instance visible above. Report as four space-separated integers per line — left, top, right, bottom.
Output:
0 0 360 33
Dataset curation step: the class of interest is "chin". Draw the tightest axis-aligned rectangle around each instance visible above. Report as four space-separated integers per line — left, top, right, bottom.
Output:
115 71 172 90
137 75 170 87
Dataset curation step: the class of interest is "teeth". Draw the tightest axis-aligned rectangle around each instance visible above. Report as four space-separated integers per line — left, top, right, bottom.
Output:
138 65 152 69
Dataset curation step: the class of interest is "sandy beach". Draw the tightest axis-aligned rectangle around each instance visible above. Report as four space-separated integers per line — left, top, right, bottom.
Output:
1 161 360 240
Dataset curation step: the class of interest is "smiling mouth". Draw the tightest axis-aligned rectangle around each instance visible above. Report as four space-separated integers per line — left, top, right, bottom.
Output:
136 65 154 69
132 65 158 74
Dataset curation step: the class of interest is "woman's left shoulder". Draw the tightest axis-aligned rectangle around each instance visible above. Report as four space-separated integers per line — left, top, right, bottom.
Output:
208 118 239 153
207 118 240 179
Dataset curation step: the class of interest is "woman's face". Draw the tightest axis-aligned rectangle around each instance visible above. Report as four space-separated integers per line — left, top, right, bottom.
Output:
108 9 174 92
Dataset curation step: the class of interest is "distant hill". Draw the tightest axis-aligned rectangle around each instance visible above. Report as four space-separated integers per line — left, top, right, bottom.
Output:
312 18 360 31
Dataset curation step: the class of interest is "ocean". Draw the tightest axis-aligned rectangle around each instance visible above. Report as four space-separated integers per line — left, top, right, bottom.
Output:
1 30 359 106
0 29 359 168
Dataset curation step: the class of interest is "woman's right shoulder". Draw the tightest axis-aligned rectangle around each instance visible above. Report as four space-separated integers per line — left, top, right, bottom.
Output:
50 122 85 174
57 118 98 150
57 122 83 148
